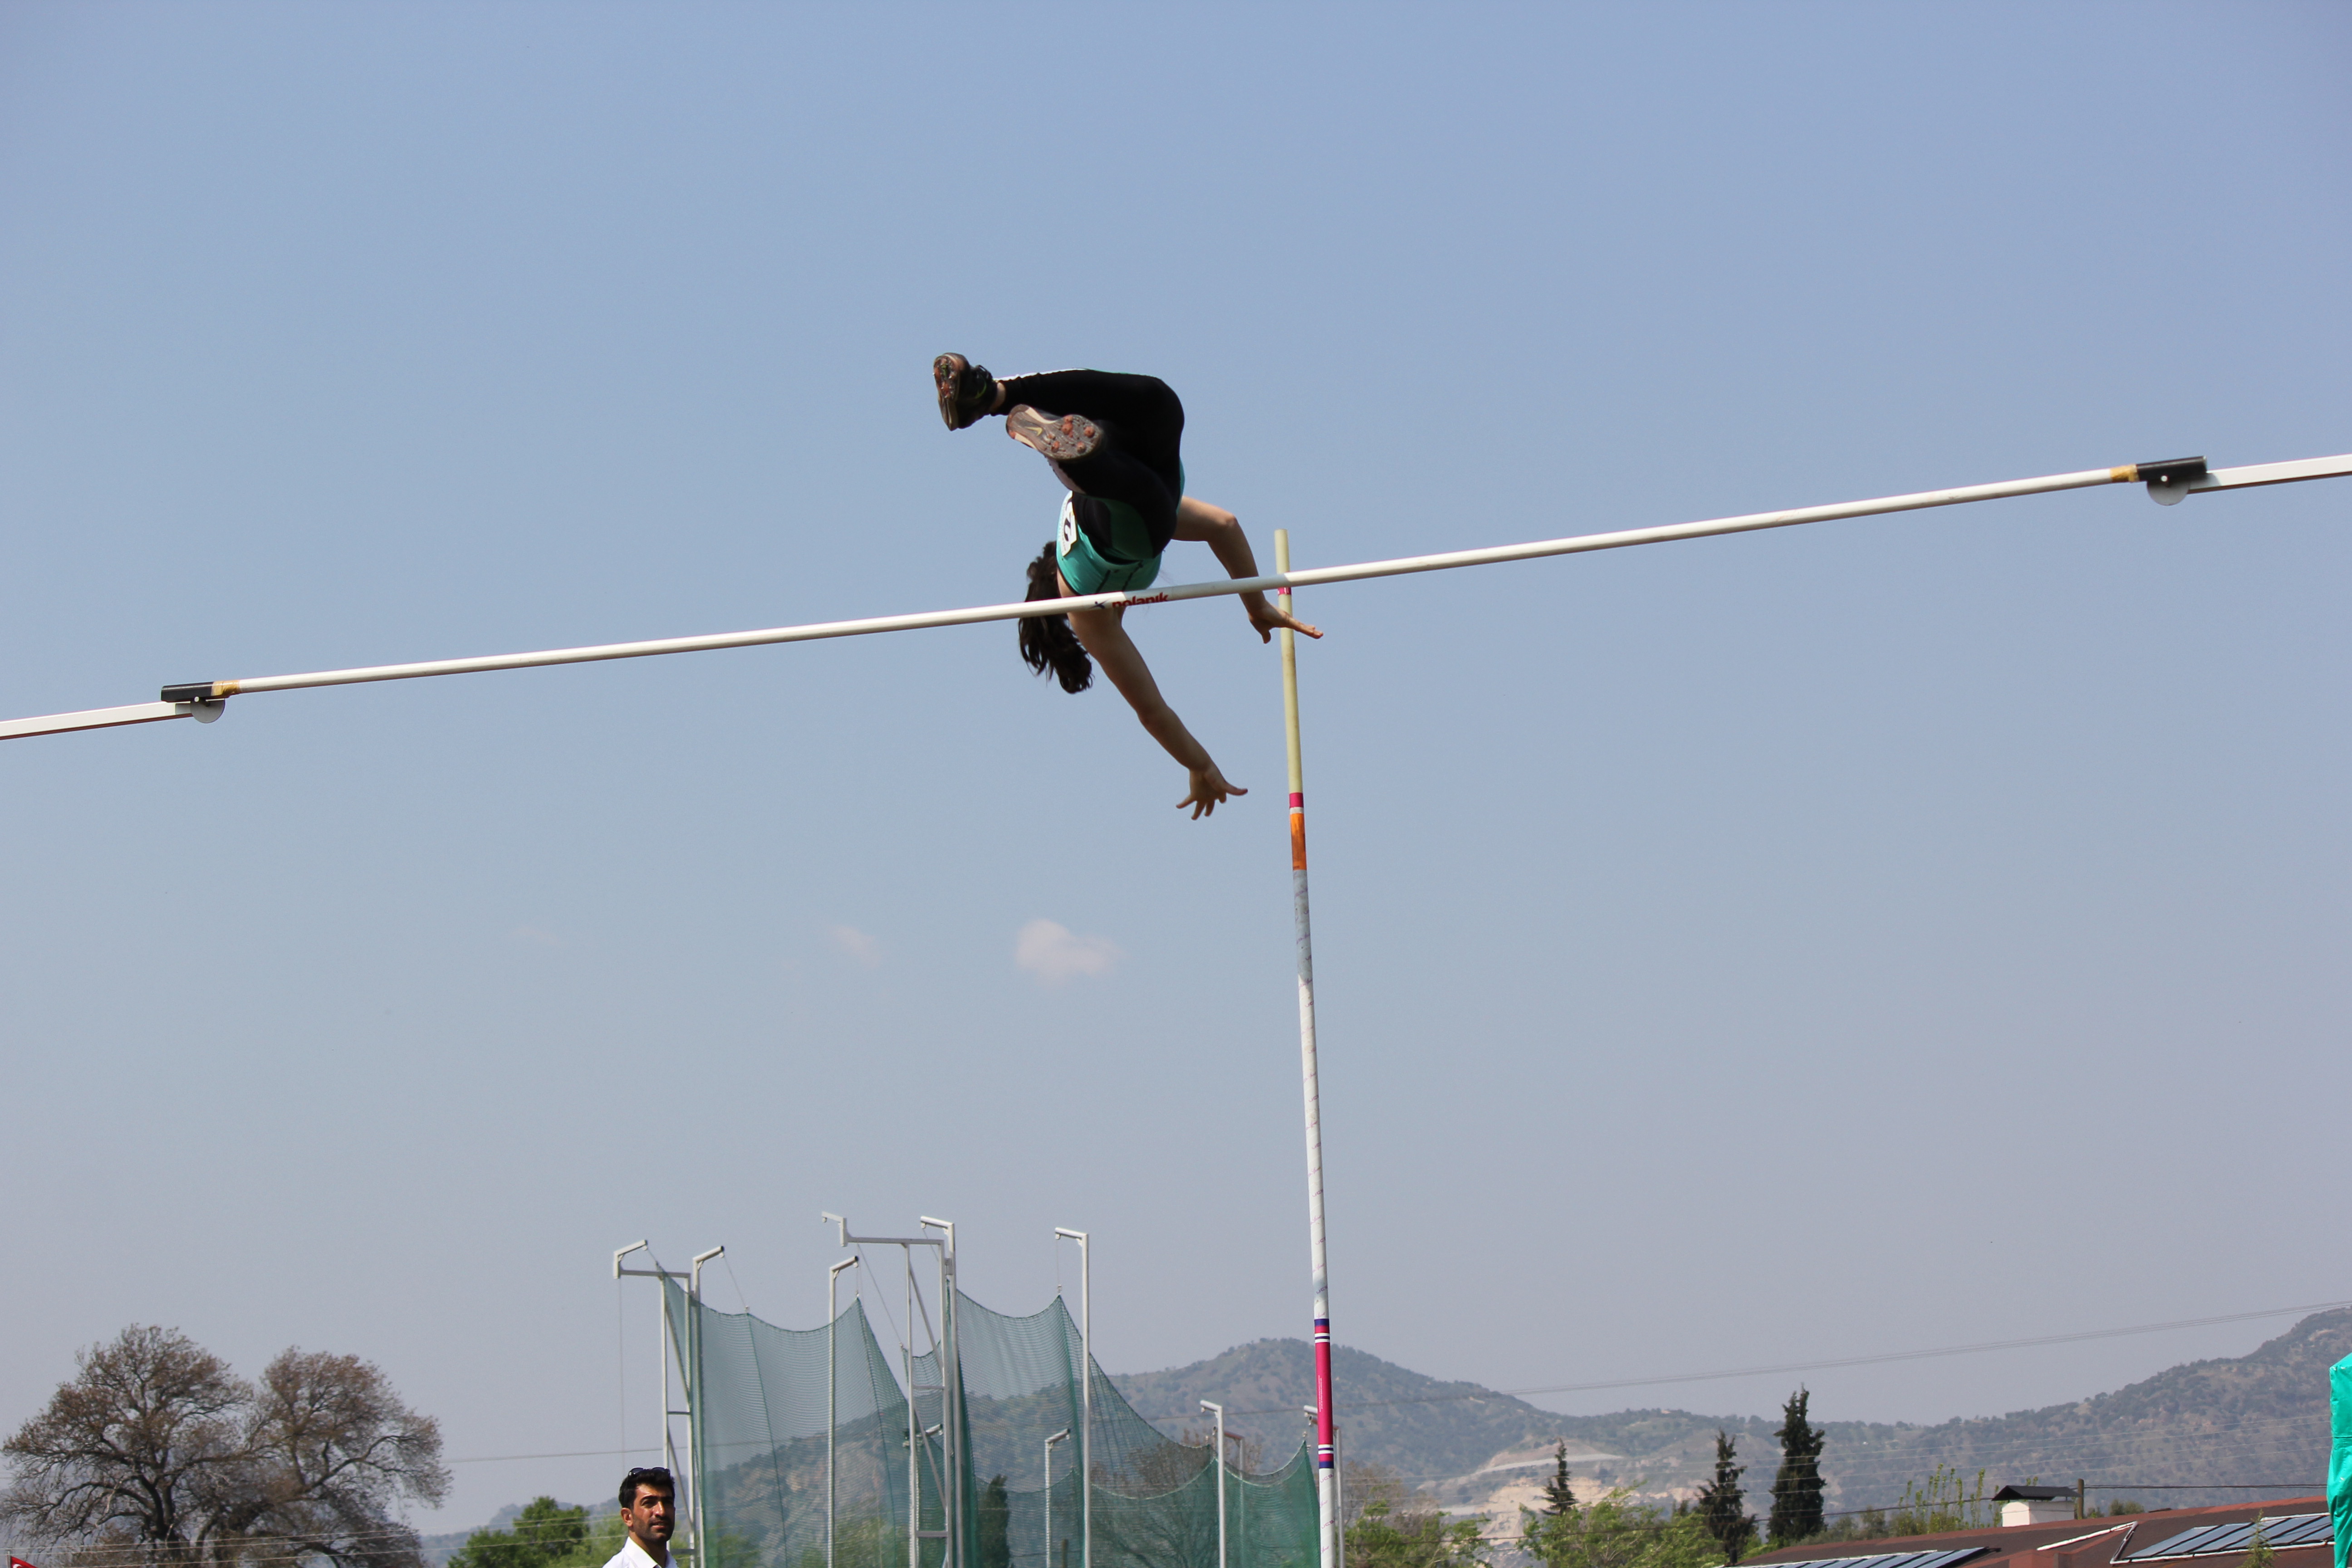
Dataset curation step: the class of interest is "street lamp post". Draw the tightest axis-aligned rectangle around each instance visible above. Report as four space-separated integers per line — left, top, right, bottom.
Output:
690 1246 725 1568
828 1214 955 1568
1200 1403 1226 1568
1053 1229 1089 1568
613 1242 654 1465
1044 1428 1071 1568
920 1215 963 1568
828 1256 860 1568
613 1243 720 1565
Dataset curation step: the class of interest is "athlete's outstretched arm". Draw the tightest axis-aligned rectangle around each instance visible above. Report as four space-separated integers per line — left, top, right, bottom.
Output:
1172 497 1323 643
1060 578 1243 819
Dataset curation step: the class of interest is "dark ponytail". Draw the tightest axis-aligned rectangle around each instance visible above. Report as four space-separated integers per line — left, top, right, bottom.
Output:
1019 544 1093 694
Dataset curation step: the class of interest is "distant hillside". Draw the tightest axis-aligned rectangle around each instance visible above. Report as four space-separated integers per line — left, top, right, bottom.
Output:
1110 1309 2352 1516
1115 1338 1572 1482
437 1312 2348 1551
1836 1308 2348 1506
1111 1336 1801 1504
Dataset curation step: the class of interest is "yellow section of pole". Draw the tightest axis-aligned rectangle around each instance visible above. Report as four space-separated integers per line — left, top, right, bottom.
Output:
1277 532 1307 858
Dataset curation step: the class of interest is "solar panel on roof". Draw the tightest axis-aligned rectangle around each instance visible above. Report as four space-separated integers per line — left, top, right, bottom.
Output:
2130 1526 2235 1559
2121 1514 2335 1560
2202 1526 2257 1556
2259 1516 2332 1549
1772 1549 1990 1568
1762 1551 1990 1568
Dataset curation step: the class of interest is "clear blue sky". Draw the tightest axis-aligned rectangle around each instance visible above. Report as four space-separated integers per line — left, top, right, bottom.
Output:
3 0 2346 1529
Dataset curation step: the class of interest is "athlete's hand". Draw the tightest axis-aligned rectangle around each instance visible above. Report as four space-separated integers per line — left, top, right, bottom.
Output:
1245 597 1322 644
1178 765 1247 819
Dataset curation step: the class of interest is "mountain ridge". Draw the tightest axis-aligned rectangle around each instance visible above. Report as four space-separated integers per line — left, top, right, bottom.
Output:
428 1310 2351 1553
1108 1308 2352 1514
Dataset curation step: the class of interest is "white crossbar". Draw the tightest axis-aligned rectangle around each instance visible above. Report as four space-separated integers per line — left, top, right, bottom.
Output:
0 701 220 741
192 463 2144 700
3 451 2344 740
2190 454 2352 492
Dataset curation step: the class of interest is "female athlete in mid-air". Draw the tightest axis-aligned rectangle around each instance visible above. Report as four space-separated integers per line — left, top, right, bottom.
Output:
934 355 1320 818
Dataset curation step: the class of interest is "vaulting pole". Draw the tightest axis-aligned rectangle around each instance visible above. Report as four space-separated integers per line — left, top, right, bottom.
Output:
1274 530 1339 1568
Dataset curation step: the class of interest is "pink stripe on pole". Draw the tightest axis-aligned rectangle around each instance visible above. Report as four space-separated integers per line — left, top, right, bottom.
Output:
1289 793 1303 808
1314 1318 1335 1467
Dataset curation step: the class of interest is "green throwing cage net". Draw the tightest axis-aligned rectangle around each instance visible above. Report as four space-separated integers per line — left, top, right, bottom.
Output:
665 1282 1317 1568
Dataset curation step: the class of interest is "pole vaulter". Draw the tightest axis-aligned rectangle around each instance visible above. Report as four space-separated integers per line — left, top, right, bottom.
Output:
3 450 2343 744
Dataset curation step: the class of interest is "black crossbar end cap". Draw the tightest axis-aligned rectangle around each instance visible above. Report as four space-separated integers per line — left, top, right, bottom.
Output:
161 682 216 704
2137 456 2208 486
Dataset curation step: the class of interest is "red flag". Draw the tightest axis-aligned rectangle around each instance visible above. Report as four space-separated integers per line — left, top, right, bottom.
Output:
12 1556 44 1568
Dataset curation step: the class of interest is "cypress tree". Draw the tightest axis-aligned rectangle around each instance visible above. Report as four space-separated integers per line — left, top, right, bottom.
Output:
1768 1387 1828 1544
1540 1441 1579 1516
980 1474 1012 1568
1693 1431 1755 1563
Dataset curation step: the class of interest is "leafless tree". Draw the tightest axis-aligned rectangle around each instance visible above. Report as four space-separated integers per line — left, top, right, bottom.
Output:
1341 1463 1407 1531
2 1327 449 1568
1089 1443 1215 1568
243 1348 450 1568
1 1326 253 1566
1174 1425 1266 1479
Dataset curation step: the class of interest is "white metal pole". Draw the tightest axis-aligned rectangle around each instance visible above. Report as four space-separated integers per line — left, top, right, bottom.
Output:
1275 532 1339 1568
17 452 2331 746
691 1245 724 1568
614 1243 650 1471
1054 1229 1090 1568
1235 1427 1245 1568
1045 1428 1069 1568
824 1219 947 1568
907 1250 919 1568
1201 1402 1226 1568
830 1257 859 1568
1081 1237 1089 1568
662 1281 679 1481
921 1219 959 1568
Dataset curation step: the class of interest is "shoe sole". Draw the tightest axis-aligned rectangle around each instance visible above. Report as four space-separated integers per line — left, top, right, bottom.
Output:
934 353 978 430
1006 406 1102 461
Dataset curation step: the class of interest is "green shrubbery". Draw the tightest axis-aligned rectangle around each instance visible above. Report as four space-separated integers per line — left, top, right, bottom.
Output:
1519 1489 1726 1568
450 1499 622 1568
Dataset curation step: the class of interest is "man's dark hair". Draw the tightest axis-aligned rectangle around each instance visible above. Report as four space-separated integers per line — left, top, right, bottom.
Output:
620 1466 675 1507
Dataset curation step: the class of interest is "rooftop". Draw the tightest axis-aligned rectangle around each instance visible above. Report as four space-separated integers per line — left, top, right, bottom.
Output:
1741 1497 2333 1568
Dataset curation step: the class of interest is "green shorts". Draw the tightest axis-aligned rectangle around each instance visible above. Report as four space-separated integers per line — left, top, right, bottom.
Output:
1056 494 1163 595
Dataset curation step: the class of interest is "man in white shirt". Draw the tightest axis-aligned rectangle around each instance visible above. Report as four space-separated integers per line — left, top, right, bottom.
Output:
605 1467 678 1568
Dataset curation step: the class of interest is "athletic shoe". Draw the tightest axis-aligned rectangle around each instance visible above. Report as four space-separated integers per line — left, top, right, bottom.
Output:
1004 404 1103 461
933 353 1000 431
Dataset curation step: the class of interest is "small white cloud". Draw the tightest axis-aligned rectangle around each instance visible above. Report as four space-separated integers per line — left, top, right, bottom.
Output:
1014 919 1122 985
828 925 882 968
